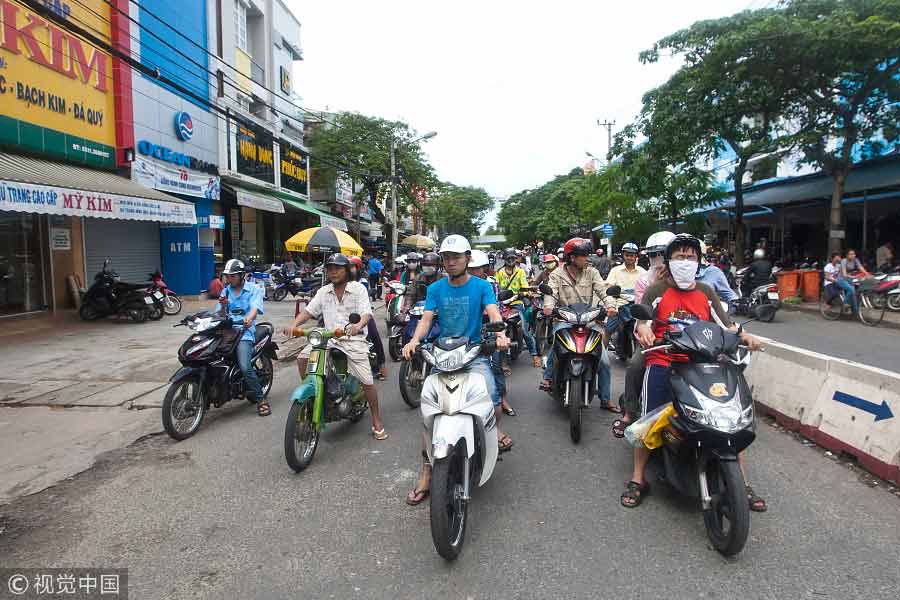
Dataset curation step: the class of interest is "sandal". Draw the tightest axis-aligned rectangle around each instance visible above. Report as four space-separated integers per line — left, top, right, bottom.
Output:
502 365 512 377
377 372 387 381
746 485 767 512
498 434 514 453
611 419 629 438
599 404 621 414
371 427 389 441
621 480 650 508
406 452 431 506
502 406 516 416
257 402 271 417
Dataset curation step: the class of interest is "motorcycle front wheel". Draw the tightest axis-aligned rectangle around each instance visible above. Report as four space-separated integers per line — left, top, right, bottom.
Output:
79 302 101 321
888 293 900 312
702 458 750 557
568 376 583 444
284 400 319 473
430 442 469 561
388 336 402 362
128 307 148 323
273 287 288 302
163 294 183 315
162 377 206 441
148 304 164 321
399 360 422 408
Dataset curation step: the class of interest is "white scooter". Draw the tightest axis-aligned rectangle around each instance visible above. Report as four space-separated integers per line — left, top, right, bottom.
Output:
419 321 505 561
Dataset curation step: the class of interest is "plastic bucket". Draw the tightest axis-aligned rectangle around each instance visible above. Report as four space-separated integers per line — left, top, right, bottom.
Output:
776 270 800 300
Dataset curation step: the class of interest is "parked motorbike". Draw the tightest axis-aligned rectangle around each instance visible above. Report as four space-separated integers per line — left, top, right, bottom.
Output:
732 280 779 322
284 313 372 472
162 308 277 440
150 270 182 315
79 259 162 323
419 320 506 560
399 301 441 408
271 268 322 302
628 303 774 556
538 283 606 443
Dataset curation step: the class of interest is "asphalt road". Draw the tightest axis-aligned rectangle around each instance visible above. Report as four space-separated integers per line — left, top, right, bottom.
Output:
747 308 900 373
2 349 899 599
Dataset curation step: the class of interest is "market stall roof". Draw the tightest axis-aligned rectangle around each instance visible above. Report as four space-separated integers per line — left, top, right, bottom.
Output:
0 152 196 224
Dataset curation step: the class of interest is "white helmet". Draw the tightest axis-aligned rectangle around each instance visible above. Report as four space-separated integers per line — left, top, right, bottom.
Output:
394 255 406 265
469 249 489 268
222 258 246 275
753 248 766 260
644 231 676 254
438 234 472 255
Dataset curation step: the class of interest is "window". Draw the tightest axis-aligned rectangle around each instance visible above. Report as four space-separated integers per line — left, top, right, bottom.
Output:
236 93 251 113
234 1 247 52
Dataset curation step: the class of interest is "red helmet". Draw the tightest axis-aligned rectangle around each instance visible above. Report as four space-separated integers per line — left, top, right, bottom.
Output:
348 256 363 269
563 238 591 261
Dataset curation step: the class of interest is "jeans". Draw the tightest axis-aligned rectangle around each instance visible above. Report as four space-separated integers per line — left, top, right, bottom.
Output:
604 304 632 335
491 350 507 401
469 356 500 407
542 322 568 381
368 274 381 299
623 352 647 417
516 305 537 355
836 279 858 313
236 340 264 401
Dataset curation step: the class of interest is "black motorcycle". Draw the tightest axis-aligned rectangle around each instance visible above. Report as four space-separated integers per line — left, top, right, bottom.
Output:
80 259 163 322
162 308 278 440
628 303 774 556
271 268 322 302
605 286 636 361
538 283 606 443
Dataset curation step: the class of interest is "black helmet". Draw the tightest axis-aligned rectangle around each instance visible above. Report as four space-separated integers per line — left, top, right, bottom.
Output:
503 248 517 260
422 251 440 266
324 253 352 276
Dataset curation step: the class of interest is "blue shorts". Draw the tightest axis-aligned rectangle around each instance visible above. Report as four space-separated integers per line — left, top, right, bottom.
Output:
641 364 673 416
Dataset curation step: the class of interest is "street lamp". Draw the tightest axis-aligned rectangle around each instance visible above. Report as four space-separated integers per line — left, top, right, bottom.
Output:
391 131 437 259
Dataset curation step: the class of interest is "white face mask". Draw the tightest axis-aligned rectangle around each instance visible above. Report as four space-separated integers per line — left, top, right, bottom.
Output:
422 266 436 276
669 259 698 290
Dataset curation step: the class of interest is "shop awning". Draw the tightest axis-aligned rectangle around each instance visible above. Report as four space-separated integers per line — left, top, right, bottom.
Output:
281 196 348 231
229 186 285 214
0 152 196 224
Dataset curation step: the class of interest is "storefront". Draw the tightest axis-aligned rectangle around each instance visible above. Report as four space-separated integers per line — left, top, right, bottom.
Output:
0 153 196 316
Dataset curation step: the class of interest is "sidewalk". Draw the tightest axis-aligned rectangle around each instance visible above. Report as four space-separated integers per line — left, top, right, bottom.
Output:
0 297 302 505
781 300 900 331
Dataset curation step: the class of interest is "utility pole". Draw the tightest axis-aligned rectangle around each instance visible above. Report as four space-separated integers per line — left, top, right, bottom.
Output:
390 141 398 261
597 119 616 256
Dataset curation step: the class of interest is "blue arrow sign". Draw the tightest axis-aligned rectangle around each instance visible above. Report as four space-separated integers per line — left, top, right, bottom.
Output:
833 391 894 421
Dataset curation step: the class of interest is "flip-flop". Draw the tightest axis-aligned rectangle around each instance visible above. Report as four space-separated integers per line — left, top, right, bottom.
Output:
257 402 271 417
371 427 389 441
599 404 621 414
611 419 629 438
406 487 429 506
498 434 514 453
502 406 516 416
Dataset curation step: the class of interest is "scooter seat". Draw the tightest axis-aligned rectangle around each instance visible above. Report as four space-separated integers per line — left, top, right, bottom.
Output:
255 323 273 342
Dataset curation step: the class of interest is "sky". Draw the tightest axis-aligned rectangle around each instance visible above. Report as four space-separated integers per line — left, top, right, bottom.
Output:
288 0 759 228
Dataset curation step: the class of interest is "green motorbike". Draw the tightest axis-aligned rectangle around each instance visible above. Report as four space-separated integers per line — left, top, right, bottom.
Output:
284 313 371 472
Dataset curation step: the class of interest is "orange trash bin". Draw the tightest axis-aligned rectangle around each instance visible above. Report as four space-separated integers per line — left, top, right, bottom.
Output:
776 270 800 300
801 270 820 302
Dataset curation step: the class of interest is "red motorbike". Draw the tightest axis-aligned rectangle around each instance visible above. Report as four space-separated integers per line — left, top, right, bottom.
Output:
150 270 183 316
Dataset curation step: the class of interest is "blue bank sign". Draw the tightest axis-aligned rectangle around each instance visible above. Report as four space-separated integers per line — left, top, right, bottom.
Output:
136 140 217 175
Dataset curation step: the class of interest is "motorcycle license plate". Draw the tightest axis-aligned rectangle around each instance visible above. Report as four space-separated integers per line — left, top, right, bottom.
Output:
143 296 154 304
767 292 780 300
153 291 164 300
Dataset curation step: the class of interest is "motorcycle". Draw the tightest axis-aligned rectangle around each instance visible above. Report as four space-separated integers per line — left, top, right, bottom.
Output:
399 301 441 408
419 320 506 560
284 313 374 472
79 259 163 323
499 293 525 363
605 285 636 362
385 281 407 361
538 283 606 443
162 308 278 440
150 270 182 316
628 302 774 556
820 275 897 326
272 268 321 302
732 280 779 322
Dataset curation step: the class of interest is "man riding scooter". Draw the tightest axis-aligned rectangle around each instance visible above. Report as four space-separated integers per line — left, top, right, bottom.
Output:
496 248 541 370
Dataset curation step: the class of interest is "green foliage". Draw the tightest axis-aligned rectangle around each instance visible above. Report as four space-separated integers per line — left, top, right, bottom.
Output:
497 168 587 247
424 184 495 240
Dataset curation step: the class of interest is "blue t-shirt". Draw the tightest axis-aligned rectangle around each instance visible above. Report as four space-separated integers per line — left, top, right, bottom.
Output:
424 275 497 344
367 258 384 276
218 284 264 342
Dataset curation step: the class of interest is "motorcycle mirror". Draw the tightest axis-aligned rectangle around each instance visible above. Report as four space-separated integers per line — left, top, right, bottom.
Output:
538 283 553 296
497 289 514 302
486 320 506 332
629 304 654 321
348 313 361 324
607 285 621 298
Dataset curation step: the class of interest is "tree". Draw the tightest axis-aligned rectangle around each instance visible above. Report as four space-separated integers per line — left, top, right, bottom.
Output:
637 6 804 263
306 112 437 253
575 163 659 245
497 168 586 246
780 0 900 254
424 184 495 240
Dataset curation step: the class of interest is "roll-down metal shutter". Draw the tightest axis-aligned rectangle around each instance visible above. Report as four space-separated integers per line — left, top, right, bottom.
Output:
84 219 161 284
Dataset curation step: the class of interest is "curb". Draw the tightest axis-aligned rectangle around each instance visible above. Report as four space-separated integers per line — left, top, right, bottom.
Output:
780 302 900 331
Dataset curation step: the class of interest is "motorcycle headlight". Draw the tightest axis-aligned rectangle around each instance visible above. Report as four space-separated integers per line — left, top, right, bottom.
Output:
307 330 324 347
421 347 437 366
433 346 481 372
558 308 577 323
579 308 603 324
186 338 215 356
688 386 752 433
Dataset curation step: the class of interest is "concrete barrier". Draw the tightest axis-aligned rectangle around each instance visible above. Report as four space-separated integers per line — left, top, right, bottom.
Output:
746 340 900 486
